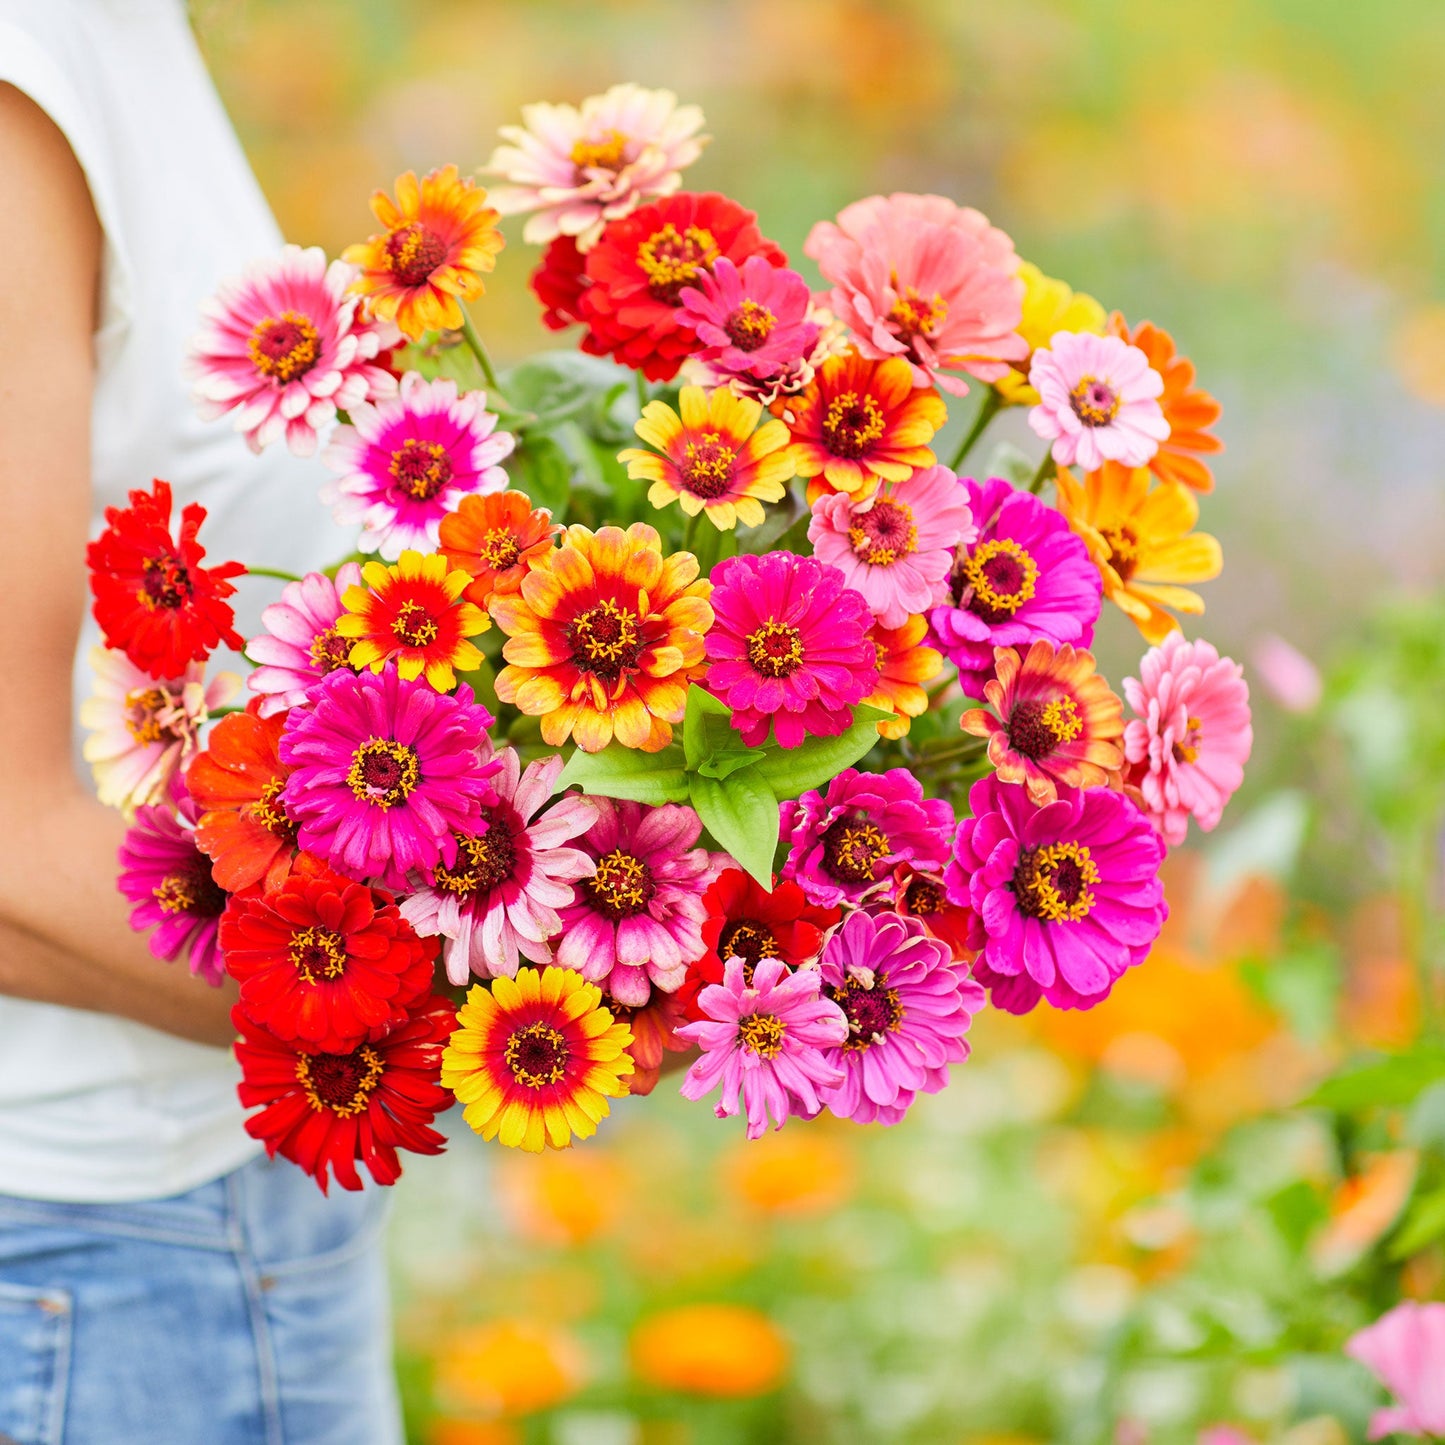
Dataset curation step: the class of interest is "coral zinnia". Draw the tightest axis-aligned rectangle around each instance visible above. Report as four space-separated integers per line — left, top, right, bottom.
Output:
805 193 1027 396
808 462 974 628
278 666 499 889
619 385 794 531
863 616 944 741
234 993 454 1193
606 989 690 1097
705 552 878 749
337 551 489 693
439 490 560 609
945 773 1167 1014
785 350 947 504
1054 464 1222 644
245 564 362 717
490 522 713 753
1123 632 1252 846
322 372 515 560
442 966 635 1152
889 863 975 962
88 480 246 680
994 262 1107 407
961 640 1125 805
344 165 505 341
221 860 437 1053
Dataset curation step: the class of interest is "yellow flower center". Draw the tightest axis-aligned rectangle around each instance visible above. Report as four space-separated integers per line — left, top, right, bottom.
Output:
389 439 454 501
888 284 948 340
248 778 297 842
847 498 918 567
745 621 804 679
587 849 655 920
347 738 420 809
957 538 1038 622
432 815 515 896
1069 375 1121 427
153 868 226 917
296 1045 383 1116
567 598 644 681
681 433 738 500
124 686 177 745
737 1013 786 1059
308 626 355 674
1173 716 1203 765
636 222 719 304
505 1022 570 1088
248 311 321 384
1014 841 1099 923
384 223 448 287
903 875 945 915
1007 694 1084 759
288 925 347 984
475 527 522 572
829 975 903 1052
819 817 890 884
724 299 777 352
570 129 629 173
717 919 781 969
390 599 440 648
1101 524 1141 582
821 390 887 459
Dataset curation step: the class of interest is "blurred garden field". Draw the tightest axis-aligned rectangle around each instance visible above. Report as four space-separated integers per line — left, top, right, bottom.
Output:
202 2 1445 1440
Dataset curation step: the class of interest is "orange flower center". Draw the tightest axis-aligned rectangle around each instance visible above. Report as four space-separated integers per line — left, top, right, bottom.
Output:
888 285 947 341
153 868 226 917
819 817 890 884
636 222 719 304
249 777 298 843
288 924 347 984
139 554 193 612
847 498 917 567
433 812 515 896
390 599 440 648
956 538 1038 622
745 621 804 679
1007 695 1083 759
389 439 454 501
903 875 945 914
587 849 655 920
725 299 777 352
475 527 522 572
737 1013 786 1058
1013 841 1098 923
309 627 356 674
681 433 738 500
829 974 903 1051
124 686 180 745
248 311 321 384
821 390 887 459
570 129 629 173
296 1044 383 1116
505 1022 570 1088
717 919 780 970
1101 524 1140 582
1173 716 1203 765
347 738 419 809
567 599 644 682
1069 376 1121 428
385 223 449 287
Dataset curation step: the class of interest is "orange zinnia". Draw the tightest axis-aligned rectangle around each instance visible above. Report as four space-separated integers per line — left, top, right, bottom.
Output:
344 165 505 340
863 614 943 739
438 489 560 609
489 522 712 753
1108 314 1223 493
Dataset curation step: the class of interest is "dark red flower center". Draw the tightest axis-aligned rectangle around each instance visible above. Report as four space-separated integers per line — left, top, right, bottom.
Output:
390 599 441 648
309 627 356 674
297 1044 383 1116
248 778 298 843
745 620 803 679
587 849 655 919
952 538 1038 623
567 599 644 682
475 527 522 572
725 299 776 351
717 918 781 970
737 1012 786 1058
848 498 918 567
505 1022 570 1088
681 433 738 499
153 866 227 918
434 811 516 897
1013 841 1098 923
888 286 947 345
139 554 194 611
288 924 347 985
636 222 719 304
1069 376 1120 428
1006 695 1084 760
385 223 449 287
821 390 887 459
829 974 903 1051
347 739 420 809
903 876 945 914
389 439 454 501
819 817 890 885
247 311 321 384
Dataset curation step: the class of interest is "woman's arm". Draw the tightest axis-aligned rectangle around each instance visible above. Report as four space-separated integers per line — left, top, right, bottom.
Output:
0 84 237 1047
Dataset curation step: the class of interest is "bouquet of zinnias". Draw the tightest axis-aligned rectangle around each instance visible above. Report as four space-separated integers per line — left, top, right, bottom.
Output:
84 84 1251 1191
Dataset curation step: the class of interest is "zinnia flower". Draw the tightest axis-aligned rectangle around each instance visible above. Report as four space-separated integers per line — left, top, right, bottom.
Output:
221 860 437 1053
779 767 954 909
553 798 720 1006
1123 632 1251 846
1028 331 1169 471
961 640 1125 805
804 193 1027 396
278 666 499 889
87 480 246 680
486 83 707 249
438 490 560 609
1345 1301 1445 1441
321 372 515 560
344 165 505 341
677 956 848 1140
490 522 713 753
889 864 975 961
400 747 598 984
815 910 985 1125
337 551 489 693
993 261 1107 407
188 244 399 456
1054 463 1222 644
945 772 1167 1014
234 993 455 1193
606 990 690 1097
442 966 635 1151
705 552 877 749
245 564 363 717
928 476 1102 700
81 645 238 814
863 616 944 741
785 350 947 503
530 235 589 331
808 462 974 627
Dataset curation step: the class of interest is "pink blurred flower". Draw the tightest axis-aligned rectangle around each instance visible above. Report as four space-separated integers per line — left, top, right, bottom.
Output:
1345 1300 1445 1440
1028 331 1169 471
804 192 1026 396
1197 1430 1255 1445
1123 632 1252 847
245 565 363 717
1251 632 1322 714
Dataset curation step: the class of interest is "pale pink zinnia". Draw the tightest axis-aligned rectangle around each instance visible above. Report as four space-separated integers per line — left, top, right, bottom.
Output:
81 645 239 814
804 192 1027 396
486 83 707 250
245 564 363 717
1345 1301 1445 1441
321 372 515 560
1123 632 1251 847
189 244 399 457
808 463 975 628
1028 331 1170 471
400 747 598 985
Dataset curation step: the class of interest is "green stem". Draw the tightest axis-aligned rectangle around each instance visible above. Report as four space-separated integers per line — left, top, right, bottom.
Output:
209 705 247 717
635 370 650 415
459 310 502 395
948 389 1001 472
1027 449 1055 495
682 509 702 555
245 566 302 583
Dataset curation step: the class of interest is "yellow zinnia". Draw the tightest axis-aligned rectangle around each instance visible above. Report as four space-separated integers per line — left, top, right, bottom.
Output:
994 262 1107 407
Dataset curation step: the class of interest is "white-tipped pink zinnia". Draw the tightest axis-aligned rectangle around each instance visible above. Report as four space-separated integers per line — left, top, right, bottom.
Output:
245 564 363 717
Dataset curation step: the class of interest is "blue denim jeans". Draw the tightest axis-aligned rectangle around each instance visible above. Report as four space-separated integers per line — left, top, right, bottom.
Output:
0 1153 403 1444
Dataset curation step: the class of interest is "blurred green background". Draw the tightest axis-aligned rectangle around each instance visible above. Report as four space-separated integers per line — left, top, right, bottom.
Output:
200 3 1445 1441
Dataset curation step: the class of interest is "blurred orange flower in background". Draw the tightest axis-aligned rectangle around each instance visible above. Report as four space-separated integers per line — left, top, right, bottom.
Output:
432 1318 587 1420
497 1150 631 1247
630 1303 791 1397
719 1128 857 1217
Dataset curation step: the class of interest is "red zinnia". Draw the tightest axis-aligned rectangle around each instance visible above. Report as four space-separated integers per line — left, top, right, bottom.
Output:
530 235 589 332
87 479 246 680
889 864 975 963
233 994 454 1193
221 859 438 1053
577 192 787 382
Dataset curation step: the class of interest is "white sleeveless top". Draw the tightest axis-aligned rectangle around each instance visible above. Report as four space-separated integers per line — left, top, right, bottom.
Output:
0 0 341 1200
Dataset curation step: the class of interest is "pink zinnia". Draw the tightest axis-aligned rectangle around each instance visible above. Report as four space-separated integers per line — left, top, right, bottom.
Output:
246 564 363 718
321 372 515 561
278 666 499 890
945 773 1167 1015
779 767 954 909
677 257 820 391
1345 1301 1445 1441
815 910 985 1125
677 956 848 1139
705 552 878 749
189 244 398 457
400 746 598 984
1028 331 1169 471
808 463 975 628
928 476 1101 700
804 193 1026 396
1123 632 1252 847
554 798 721 1006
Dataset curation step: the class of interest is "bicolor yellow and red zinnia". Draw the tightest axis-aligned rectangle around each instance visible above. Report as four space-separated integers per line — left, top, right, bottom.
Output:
863 615 944 740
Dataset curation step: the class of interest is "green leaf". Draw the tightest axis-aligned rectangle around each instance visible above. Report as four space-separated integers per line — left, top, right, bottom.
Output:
506 434 574 518
689 768 779 886
1303 1045 1445 1112
698 748 767 780
752 704 894 801
984 440 1035 489
501 351 632 426
682 685 733 770
556 743 690 806
1390 1186 1445 1259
